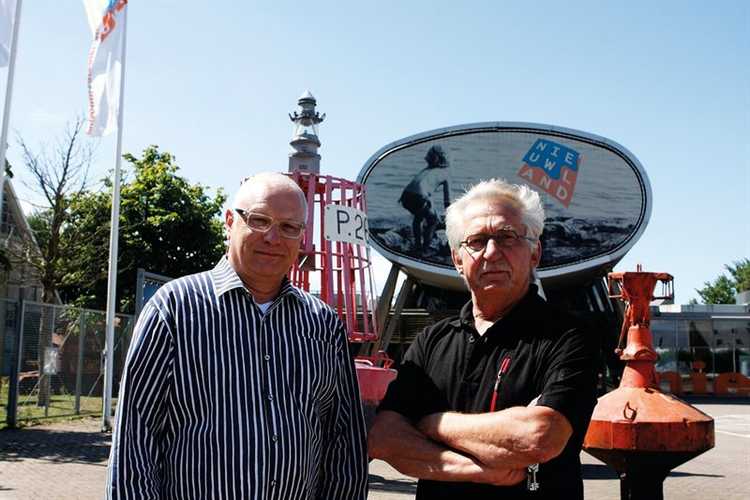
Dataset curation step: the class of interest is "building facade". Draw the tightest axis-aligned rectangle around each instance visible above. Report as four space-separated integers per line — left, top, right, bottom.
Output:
652 303 750 376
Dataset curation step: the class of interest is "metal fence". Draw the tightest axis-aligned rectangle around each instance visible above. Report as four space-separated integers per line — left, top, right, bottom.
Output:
1 298 133 428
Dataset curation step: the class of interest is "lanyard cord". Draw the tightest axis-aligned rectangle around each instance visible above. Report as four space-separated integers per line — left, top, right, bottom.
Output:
489 356 511 412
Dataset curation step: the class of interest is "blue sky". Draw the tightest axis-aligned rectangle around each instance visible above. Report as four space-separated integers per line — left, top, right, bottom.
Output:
2 1 748 304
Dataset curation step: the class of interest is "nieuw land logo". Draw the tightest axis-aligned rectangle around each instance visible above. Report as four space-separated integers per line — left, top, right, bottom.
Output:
517 138 582 208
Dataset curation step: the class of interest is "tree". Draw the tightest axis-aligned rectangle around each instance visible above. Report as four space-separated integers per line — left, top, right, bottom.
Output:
17 117 93 406
696 275 736 304
696 258 750 304
18 117 93 304
726 258 750 292
55 190 115 308
58 145 227 313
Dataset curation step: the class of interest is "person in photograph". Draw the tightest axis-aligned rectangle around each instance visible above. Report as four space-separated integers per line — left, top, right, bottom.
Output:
398 145 452 253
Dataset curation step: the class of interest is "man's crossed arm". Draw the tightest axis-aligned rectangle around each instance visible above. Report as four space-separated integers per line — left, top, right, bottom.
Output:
367 405 572 486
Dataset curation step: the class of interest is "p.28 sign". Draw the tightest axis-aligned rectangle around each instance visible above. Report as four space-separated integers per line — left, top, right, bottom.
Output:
324 205 368 246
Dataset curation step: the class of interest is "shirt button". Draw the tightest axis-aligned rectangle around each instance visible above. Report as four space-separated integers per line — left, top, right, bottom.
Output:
270 480 276 488
267 394 274 401
468 337 475 343
272 434 278 442
264 354 270 361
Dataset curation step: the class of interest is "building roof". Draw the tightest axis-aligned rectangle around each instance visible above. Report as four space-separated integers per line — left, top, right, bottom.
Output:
298 90 316 102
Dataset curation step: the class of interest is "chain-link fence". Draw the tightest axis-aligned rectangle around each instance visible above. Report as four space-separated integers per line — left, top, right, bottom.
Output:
1 298 133 428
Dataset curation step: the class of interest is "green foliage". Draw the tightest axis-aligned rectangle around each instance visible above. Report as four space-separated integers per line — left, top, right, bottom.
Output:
58 145 227 312
696 258 750 304
58 190 116 308
26 209 56 274
697 275 736 304
726 258 750 292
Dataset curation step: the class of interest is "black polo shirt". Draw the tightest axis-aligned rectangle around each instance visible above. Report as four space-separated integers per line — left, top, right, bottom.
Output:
378 286 598 499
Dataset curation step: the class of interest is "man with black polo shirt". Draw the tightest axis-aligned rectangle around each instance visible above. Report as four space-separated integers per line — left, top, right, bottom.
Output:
368 178 598 499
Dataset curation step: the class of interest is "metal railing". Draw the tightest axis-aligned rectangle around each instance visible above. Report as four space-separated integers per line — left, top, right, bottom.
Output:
1 298 133 428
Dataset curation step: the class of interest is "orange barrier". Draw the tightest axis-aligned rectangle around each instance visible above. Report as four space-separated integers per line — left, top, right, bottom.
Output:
713 372 750 396
689 361 709 394
689 373 709 394
657 371 683 395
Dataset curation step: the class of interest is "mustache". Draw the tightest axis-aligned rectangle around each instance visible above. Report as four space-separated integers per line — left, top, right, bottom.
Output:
480 265 511 273
464 253 511 273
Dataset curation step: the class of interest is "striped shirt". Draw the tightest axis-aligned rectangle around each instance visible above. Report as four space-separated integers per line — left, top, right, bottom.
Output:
106 258 368 499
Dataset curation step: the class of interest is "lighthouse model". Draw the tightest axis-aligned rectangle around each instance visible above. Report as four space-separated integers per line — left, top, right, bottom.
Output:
285 91 378 342
288 91 325 174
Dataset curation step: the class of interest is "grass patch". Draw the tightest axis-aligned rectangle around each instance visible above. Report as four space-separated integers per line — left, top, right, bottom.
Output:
1 376 115 430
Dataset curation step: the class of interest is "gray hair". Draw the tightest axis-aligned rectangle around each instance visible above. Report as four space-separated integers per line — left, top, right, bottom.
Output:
445 178 545 250
234 172 308 221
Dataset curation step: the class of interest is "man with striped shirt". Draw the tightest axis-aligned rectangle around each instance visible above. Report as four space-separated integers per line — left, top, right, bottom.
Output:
106 173 368 499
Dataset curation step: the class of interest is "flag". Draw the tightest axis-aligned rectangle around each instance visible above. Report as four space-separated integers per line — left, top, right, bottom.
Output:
83 0 128 136
0 0 17 67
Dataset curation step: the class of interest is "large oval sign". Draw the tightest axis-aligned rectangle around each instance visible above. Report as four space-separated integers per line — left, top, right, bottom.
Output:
357 122 651 290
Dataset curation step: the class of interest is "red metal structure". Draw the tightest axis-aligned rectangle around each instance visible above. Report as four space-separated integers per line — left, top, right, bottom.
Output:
288 171 378 341
286 170 397 425
583 267 715 499
284 92 396 426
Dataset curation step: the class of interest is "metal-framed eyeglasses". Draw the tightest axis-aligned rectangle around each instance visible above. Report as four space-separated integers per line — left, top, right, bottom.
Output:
459 230 536 253
234 208 306 239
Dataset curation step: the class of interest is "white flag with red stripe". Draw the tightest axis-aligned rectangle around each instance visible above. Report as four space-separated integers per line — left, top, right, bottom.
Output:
83 0 127 136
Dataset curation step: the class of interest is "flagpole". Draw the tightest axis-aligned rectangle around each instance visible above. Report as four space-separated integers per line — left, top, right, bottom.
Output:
0 0 24 224
102 4 128 432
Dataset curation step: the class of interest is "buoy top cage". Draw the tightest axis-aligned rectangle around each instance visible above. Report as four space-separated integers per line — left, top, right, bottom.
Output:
287 170 379 343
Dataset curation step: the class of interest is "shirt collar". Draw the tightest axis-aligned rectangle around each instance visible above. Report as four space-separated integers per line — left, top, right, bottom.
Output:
449 284 540 331
210 256 304 303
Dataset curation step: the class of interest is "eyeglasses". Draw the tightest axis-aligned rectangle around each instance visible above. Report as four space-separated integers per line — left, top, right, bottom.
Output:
234 208 305 239
460 230 536 253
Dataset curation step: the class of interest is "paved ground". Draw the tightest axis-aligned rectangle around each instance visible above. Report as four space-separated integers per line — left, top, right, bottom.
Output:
0 419 110 500
0 398 748 499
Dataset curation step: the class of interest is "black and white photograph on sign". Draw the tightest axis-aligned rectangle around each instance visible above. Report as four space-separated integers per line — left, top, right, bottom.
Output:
360 128 649 271
397 145 452 256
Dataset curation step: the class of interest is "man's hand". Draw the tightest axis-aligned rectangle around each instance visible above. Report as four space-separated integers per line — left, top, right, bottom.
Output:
369 411 482 480
482 465 527 486
416 405 573 469
369 410 526 485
